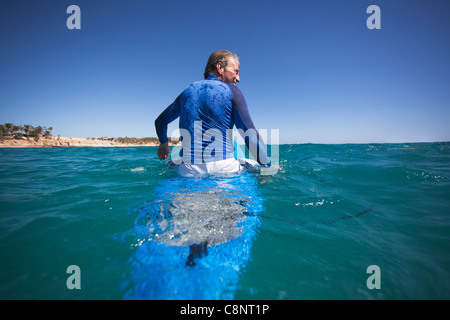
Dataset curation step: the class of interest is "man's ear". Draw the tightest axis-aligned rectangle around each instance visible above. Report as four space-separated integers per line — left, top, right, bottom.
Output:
216 63 224 75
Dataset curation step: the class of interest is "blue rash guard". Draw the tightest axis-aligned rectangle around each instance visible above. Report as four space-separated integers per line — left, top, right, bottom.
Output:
155 74 271 167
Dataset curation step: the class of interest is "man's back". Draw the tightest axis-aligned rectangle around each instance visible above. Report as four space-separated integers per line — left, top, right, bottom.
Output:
155 74 270 166
179 75 235 162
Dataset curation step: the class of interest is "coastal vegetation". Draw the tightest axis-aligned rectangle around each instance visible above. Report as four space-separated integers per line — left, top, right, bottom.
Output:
0 123 178 146
0 123 53 141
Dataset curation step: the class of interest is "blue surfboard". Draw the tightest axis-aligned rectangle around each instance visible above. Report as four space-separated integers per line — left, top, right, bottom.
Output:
122 141 263 299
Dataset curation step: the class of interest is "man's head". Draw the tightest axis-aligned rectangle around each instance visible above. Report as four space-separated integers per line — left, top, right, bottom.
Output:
204 50 240 85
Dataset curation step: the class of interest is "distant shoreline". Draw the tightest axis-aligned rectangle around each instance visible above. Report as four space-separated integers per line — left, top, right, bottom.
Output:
0 137 447 148
0 136 180 148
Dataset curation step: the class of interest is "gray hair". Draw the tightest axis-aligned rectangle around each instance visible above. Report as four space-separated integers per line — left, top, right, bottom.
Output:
204 50 239 79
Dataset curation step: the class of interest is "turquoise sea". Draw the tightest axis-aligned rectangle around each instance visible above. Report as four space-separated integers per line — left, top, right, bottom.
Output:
1 143 449 299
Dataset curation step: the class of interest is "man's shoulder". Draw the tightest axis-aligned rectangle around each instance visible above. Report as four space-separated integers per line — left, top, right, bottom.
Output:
227 84 245 101
186 78 232 93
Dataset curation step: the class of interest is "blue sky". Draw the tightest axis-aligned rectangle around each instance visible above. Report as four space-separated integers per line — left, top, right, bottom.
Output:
0 0 449 144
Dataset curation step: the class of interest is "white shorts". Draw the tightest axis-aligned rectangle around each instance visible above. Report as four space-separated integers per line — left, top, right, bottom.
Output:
178 158 242 177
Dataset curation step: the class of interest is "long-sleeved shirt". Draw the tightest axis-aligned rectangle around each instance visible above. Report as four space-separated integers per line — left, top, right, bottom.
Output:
155 74 270 166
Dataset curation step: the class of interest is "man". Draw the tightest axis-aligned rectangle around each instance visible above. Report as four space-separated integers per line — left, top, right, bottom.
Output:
155 50 270 177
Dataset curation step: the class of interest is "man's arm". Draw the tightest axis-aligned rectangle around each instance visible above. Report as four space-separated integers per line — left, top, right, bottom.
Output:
154 94 182 160
230 85 271 166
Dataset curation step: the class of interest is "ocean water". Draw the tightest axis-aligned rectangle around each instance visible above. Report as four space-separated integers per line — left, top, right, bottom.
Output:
0 143 449 299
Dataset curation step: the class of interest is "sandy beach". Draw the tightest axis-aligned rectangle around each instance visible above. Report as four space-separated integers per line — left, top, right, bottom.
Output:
0 136 179 148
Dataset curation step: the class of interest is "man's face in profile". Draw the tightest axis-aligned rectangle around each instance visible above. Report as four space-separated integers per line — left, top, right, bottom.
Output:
220 58 240 85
